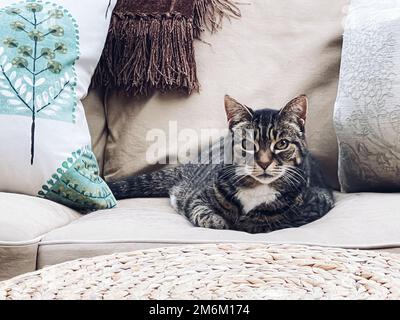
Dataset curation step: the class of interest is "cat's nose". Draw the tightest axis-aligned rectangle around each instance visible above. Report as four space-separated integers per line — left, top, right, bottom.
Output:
257 160 272 171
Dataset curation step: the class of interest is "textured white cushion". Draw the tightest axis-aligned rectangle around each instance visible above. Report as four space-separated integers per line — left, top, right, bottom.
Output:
334 0 400 192
0 191 80 280
0 192 79 244
0 0 116 211
38 192 400 267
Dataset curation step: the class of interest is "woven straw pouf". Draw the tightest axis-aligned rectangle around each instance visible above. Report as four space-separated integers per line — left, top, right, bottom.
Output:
1 243 400 300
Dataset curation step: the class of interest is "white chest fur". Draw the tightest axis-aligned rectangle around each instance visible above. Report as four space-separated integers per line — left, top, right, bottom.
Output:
236 184 279 214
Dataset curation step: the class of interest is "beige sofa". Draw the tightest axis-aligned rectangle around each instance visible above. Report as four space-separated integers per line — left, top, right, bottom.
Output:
1 0 400 281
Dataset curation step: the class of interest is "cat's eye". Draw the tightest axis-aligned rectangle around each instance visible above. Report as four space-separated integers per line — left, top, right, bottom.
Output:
274 139 289 151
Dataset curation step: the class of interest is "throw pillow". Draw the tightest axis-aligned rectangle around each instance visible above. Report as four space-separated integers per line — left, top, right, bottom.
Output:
103 0 348 190
0 0 117 211
334 0 400 192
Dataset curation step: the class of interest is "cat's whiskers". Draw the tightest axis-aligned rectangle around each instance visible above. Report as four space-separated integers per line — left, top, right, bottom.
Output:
220 166 241 179
282 170 302 185
281 174 300 191
233 175 249 186
283 165 306 182
285 169 305 183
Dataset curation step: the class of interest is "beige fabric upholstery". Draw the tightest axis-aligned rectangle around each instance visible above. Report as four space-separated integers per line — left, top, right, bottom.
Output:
82 89 107 174
0 193 80 243
37 192 400 268
103 0 349 189
0 192 80 280
0 244 38 281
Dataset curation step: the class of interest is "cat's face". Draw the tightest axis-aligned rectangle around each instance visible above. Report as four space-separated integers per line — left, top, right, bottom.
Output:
225 95 308 185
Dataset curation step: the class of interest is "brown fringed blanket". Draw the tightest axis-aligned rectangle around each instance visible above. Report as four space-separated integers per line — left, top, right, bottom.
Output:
92 0 241 96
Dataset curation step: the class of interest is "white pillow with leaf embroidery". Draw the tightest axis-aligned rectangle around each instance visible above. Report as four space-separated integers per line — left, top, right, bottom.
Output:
0 0 117 212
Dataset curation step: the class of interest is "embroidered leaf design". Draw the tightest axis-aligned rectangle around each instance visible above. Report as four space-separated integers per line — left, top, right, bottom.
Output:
0 90 13 97
3 63 11 72
18 83 26 95
7 99 22 105
42 91 49 104
14 78 22 89
38 146 117 212
23 75 33 86
0 1 79 164
35 78 45 86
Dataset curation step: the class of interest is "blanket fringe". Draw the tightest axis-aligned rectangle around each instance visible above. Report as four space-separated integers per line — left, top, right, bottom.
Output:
92 0 241 96
193 0 241 38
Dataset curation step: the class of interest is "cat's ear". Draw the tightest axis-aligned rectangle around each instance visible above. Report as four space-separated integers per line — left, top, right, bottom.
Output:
224 95 253 129
279 94 308 127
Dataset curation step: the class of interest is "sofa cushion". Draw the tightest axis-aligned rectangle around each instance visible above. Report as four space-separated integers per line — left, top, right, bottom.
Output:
38 192 400 268
0 192 80 280
82 89 107 175
334 0 400 192
0 192 80 243
0 244 38 281
103 0 349 190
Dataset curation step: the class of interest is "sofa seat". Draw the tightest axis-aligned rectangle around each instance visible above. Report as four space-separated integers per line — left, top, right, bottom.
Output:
36 192 400 269
2 191 400 280
0 193 80 280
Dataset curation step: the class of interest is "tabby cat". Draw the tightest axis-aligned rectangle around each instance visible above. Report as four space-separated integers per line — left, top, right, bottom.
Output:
108 95 334 233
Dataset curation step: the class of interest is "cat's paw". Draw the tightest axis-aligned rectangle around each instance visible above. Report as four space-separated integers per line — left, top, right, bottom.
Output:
197 214 229 230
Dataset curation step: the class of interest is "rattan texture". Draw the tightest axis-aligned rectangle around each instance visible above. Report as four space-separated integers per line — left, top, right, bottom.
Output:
1 243 400 299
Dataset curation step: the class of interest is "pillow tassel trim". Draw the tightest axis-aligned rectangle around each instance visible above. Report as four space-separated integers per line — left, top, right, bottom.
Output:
92 0 241 96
